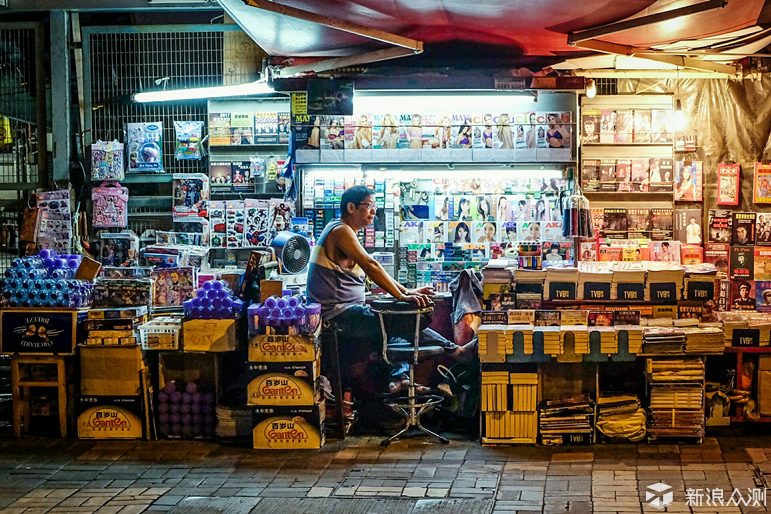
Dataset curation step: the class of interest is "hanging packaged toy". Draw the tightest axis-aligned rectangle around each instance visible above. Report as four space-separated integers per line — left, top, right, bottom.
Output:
126 122 164 173
91 140 125 180
250 156 265 179
174 121 204 160
91 181 129 228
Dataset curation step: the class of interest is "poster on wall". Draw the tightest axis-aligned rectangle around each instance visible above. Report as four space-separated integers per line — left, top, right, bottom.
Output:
716 163 740 205
753 162 771 204
306 79 354 115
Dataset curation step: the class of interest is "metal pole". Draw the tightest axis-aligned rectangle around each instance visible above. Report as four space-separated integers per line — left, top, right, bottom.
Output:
50 10 71 185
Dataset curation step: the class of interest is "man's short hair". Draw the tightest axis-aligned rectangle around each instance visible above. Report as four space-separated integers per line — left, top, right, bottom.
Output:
740 282 751 291
340 185 376 216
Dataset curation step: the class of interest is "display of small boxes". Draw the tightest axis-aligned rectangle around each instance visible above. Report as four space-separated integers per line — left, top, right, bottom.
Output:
138 316 182 350
561 326 590 354
597 327 618 354
478 325 510 363
539 326 562 355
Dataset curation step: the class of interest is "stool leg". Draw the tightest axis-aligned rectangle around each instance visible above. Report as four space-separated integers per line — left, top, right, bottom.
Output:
11 358 20 438
332 335 346 439
415 405 449 444
57 357 67 438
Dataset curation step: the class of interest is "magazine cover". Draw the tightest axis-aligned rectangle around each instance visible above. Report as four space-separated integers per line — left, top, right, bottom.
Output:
704 243 730 274
401 221 424 245
754 162 771 204
542 241 573 266
588 311 614 327
626 208 650 238
255 112 279 145
632 109 652 143
730 280 756 311
603 208 627 239
631 158 649 192
651 110 673 143
614 110 633 143
730 246 754 280
209 161 232 191
616 159 632 192
599 246 622 262
501 222 518 243
717 163 741 205
372 113 401 150
649 158 674 192
681 244 703 265
599 159 617 192
230 112 254 145
581 109 601 144
649 241 681 263
474 195 493 221
579 240 597 262
277 112 290 145
756 281 771 313
492 195 509 222
473 221 498 243
650 208 674 240
509 198 530 222
449 221 472 244
535 310 561 327
600 110 616 144
708 209 732 243
674 208 702 244
208 113 231 146
674 161 703 201
581 159 601 191
732 212 756 245
519 221 541 241
591 208 605 237
758 214 771 245
425 221 447 244
542 221 563 241
755 247 771 281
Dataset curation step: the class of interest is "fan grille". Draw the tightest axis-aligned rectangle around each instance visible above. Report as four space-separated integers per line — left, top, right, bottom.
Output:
281 236 310 274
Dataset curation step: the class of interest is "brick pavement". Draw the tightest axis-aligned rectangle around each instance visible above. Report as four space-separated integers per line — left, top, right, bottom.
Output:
0 434 769 513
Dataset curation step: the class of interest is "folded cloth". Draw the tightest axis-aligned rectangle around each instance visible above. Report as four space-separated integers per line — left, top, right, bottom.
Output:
450 269 484 325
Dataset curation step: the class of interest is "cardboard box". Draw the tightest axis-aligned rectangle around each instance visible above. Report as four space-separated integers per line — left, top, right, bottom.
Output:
76 395 145 439
246 359 321 406
88 306 148 319
252 402 325 449
759 356 771 417
1 308 87 355
248 326 321 362
183 319 237 352
80 346 145 396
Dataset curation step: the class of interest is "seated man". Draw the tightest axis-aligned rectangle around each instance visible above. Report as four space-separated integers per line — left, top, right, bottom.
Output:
307 185 457 393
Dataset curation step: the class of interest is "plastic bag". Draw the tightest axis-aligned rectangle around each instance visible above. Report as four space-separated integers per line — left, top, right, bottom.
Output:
174 121 204 160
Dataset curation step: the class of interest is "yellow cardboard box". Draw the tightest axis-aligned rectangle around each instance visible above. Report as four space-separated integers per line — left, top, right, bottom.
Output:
252 402 325 450
76 395 145 439
183 319 237 352
79 345 145 396
248 325 321 362
246 358 321 406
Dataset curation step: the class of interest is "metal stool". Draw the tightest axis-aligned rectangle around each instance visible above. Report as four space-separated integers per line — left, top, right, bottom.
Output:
370 299 448 447
320 320 347 439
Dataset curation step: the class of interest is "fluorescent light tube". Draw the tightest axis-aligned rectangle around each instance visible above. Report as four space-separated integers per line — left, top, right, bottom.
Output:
133 80 274 103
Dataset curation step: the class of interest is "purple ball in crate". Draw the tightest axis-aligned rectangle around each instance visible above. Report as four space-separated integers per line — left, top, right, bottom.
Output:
181 413 192 425
159 424 170 436
158 413 170 424
186 382 198 395
162 381 177 394
191 392 202 403
196 289 206 298
190 403 201 414
170 413 181 425
181 424 193 437
171 423 182 435
157 403 169 414
182 393 192 404
192 424 203 436
201 404 213 415
170 391 182 403
203 392 215 404
180 403 191 414
204 424 215 436
204 414 215 426
158 392 169 403
192 413 203 425
169 403 180 414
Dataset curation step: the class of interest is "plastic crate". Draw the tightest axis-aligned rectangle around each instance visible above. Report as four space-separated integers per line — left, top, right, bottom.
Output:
138 316 182 350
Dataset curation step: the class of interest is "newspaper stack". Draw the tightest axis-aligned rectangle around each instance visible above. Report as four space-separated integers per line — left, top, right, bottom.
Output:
543 266 580 300
508 324 534 354
481 371 510 411
577 261 613 300
616 325 644 354
610 261 646 300
644 262 684 302
216 405 253 438
539 394 594 445
482 259 514 287
597 326 618 354
478 325 512 363
561 326 590 354
683 263 718 300
683 327 726 354
539 326 562 355
596 393 646 442
721 319 749 342
642 327 686 354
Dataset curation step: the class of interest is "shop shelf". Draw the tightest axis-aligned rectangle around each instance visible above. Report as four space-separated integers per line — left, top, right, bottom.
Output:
121 174 173 184
724 346 771 353
730 416 771 423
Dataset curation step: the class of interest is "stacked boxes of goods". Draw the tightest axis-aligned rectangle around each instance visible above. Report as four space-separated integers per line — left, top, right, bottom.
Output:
646 357 705 441
246 293 325 449
481 372 537 443
1 250 92 308
77 307 150 440
84 306 148 346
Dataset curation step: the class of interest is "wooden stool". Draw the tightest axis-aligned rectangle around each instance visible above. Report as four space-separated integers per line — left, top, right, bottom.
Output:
11 354 68 438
